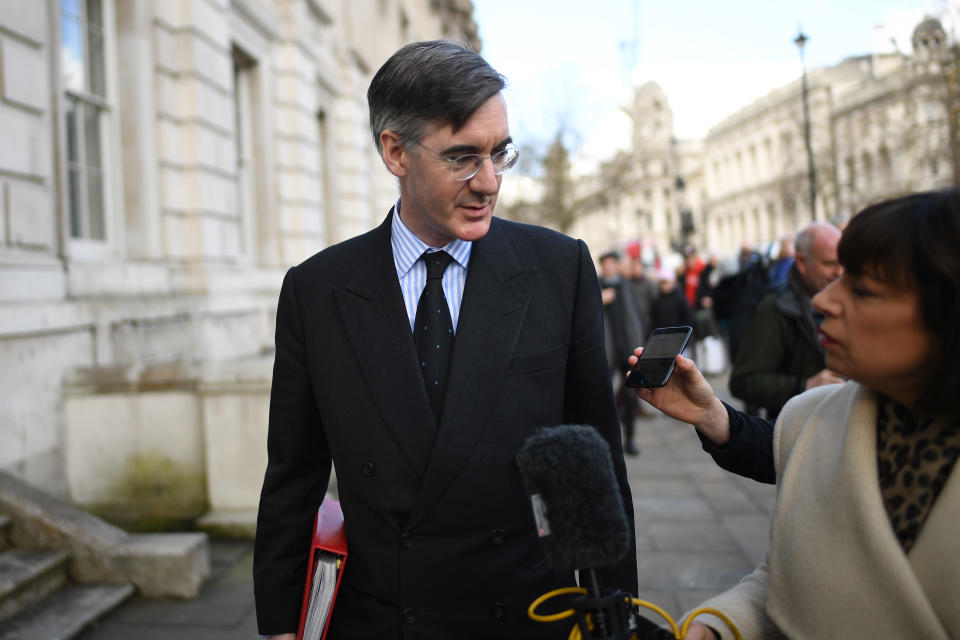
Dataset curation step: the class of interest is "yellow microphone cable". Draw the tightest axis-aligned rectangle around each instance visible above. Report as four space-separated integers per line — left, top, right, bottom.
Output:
528 587 742 640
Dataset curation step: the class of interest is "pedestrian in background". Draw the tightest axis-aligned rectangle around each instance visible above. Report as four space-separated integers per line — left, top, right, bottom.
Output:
729 222 845 419
710 246 768 363
651 268 695 350
628 257 658 339
766 236 794 290
599 251 645 455
683 248 706 309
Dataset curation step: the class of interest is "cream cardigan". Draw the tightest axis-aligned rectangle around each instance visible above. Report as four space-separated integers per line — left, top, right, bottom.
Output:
688 381 959 639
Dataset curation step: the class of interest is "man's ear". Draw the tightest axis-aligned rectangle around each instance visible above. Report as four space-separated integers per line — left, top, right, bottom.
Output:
793 252 808 275
380 130 408 177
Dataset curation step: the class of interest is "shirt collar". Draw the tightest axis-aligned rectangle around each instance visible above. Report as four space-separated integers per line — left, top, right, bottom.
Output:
391 198 472 277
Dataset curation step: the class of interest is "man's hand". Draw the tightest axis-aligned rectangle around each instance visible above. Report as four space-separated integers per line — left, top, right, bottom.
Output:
601 287 617 305
629 348 731 445
268 634 296 640
805 368 845 390
684 622 720 639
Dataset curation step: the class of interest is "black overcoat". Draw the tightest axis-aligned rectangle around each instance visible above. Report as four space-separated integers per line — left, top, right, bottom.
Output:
254 211 638 639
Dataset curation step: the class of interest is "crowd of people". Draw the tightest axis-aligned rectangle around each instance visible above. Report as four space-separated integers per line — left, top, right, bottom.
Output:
597 217 853 430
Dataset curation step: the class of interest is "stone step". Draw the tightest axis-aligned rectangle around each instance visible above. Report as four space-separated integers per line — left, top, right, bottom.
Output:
0 583 135 640
0 516 9 552
0 549 68 622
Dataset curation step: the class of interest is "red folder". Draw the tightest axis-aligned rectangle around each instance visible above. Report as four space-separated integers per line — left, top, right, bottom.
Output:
296 499 348 640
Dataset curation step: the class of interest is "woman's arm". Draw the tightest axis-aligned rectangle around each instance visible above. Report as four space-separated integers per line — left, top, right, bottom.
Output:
629 349 776 484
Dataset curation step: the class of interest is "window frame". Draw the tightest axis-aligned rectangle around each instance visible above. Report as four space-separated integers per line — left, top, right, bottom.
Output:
57 0 122 259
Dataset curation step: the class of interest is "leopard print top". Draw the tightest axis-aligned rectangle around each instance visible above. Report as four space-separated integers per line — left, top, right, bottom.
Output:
876 395 960 553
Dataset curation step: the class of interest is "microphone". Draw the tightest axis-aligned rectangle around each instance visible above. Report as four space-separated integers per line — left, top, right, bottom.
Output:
517 425 674 640
516 424 631 571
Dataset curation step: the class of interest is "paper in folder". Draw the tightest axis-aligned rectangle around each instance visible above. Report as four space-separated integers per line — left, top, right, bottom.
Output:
296 499 348 640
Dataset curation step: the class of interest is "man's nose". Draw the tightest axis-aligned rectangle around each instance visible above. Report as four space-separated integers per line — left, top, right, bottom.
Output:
468 157 499 194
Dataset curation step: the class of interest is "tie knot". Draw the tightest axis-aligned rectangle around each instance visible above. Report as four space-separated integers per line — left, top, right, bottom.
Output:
423 250 453 280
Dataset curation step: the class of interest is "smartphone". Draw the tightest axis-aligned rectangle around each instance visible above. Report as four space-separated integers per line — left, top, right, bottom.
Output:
625 326 693 388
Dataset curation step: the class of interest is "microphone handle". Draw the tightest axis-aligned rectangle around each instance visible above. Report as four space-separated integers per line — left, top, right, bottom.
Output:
586 568 610 635
574 569 675 639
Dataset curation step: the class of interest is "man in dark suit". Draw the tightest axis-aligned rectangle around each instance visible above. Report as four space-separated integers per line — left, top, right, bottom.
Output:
254 41 638 640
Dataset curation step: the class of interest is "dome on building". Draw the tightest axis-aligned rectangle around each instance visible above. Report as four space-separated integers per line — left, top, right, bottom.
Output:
912 16 946 54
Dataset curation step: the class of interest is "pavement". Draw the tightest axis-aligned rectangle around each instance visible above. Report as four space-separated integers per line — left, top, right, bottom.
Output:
78 373 773 639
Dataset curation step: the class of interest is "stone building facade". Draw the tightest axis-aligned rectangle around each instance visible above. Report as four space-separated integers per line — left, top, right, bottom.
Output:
572 17 956 261
702 18 956 253
0 0 478 529
832 18 957 219
568 82 705 259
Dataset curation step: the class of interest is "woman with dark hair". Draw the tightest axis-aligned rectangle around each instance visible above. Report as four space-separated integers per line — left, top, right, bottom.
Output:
632 189 960 639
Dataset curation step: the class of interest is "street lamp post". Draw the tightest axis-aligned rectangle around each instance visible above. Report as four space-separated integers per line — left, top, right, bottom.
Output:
794 30 818 219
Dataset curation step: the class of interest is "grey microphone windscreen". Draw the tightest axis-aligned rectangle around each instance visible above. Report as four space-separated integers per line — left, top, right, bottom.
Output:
515 425 631 571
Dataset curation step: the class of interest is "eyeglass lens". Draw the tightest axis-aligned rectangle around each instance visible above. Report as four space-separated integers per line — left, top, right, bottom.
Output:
452 147 519 180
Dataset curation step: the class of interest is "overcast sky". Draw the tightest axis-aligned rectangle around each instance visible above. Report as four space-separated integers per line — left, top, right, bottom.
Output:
473 0 958 161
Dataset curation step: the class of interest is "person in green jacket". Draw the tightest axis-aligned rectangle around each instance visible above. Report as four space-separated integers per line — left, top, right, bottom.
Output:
728 222 845 419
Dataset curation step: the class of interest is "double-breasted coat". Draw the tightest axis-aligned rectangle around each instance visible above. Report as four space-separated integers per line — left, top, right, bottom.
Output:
253 211 639 639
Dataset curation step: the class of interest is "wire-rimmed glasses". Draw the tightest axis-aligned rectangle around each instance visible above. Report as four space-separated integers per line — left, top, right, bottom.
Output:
413 142 520 181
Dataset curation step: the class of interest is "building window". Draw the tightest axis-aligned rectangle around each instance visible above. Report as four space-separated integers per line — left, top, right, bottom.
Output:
879 146 892 181
317 105 340 245
61 0 108 240
233 46 258 261
861 152 873 187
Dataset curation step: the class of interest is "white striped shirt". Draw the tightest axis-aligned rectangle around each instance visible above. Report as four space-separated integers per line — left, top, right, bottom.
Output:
391 200 471 333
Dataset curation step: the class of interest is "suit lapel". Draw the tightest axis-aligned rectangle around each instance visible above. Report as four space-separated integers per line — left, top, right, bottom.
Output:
404 220 536 530
334 212 436 478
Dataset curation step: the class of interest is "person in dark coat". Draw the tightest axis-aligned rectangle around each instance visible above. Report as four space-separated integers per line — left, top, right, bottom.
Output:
253 41 637 640
651 268 694 335
728 222 845 419
628 258 658 337
599 251 645 454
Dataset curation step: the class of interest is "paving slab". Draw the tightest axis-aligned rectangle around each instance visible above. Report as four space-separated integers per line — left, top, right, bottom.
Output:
721 514 773 566
647 521 740 553
635 550 754 590
630 478 701 498
674 588 731 616
633 496 715 520
695 478 760 514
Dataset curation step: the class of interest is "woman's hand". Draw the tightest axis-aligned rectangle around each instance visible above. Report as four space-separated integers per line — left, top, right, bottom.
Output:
628 348 732 445
684 622 720 639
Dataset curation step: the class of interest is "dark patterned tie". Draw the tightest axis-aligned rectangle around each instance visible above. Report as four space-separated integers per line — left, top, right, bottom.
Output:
414 250 455 420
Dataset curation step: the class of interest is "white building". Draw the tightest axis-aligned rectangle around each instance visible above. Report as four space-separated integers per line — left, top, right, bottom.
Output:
833 18 957 219
0 0 478 531
702 18 957 253
571 17 957 262
569 82 705 259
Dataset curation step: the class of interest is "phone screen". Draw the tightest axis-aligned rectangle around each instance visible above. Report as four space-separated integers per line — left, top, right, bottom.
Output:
625 326 693 388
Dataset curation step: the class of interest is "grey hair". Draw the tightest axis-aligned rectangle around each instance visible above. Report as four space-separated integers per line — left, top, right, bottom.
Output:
367 41 506 154
794 222 836 259
794 225 815 259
